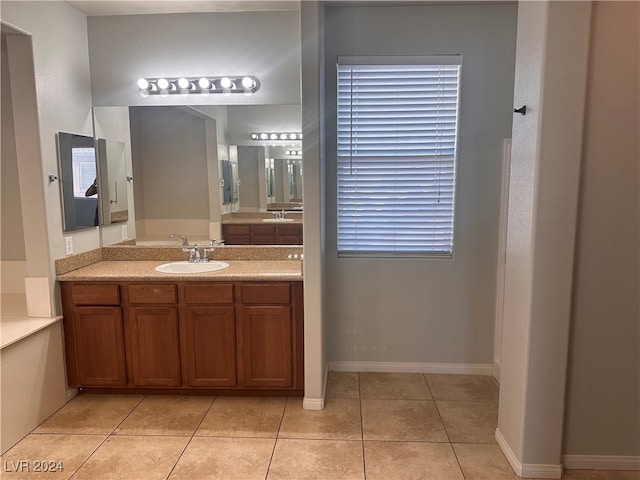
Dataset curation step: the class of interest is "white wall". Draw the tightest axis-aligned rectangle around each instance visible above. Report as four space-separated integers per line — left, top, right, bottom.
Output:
497 1 592 475
563 0 640 462
1 1 96 313
323 3 517 368
227 105 302 145
87 10 301 107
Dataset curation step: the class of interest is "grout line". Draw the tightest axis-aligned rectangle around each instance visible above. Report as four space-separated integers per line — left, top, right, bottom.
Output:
265 397 288 480
68 394 147 479
358 372 367 480
163 396 216 480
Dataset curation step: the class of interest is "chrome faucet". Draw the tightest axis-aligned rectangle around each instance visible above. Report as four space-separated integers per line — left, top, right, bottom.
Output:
182 245 201 263
182 240 221 263
169 233 189 246
274 210 287 219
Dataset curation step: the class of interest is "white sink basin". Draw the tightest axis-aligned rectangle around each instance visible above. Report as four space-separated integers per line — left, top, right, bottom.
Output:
262 218 295 223
155 261 229 274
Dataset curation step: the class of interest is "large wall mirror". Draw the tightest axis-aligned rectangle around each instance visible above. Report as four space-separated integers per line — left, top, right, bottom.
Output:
86 7 303 247
93 104 302 246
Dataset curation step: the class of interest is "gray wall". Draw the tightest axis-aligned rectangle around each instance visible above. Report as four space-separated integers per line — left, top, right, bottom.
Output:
87 10 301 107
237 146 265 211
129 106 210 220
323 3 518 366
563 1 640 457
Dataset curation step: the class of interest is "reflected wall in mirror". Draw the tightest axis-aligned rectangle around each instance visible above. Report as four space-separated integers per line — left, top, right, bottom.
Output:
117 104 303 245
96 138 129 224
56 132 99 231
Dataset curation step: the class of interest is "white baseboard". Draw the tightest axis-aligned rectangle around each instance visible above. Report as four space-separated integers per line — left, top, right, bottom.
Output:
328 361 493 375
303 363 328 411
493 360 501 383
65 387 78 403
495 428 563 479
563 455 640 471
302 397 325 410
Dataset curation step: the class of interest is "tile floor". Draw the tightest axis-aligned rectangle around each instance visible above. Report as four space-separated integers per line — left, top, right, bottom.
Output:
1 373 637 480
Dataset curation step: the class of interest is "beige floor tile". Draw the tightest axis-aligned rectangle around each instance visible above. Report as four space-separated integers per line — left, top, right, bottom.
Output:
361 399 448 442
195 397 286 438
278 398 362 440
71 435 188 480
437 401 498 443
453 443 519 480
364 441 464 480
268 438 364 480
426 374 499 402
563 471 640 480
360 372 432 400
114 396 213 436
33 395 144 435
0 434 106 479
326 371 360 399
169 437 275 480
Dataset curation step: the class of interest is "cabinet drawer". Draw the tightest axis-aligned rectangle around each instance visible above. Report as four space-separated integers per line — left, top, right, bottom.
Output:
184 284 234 304
277 224 300 235
70 284 120 305
224 224 251 235
128 284 177 304
240 284 291 305
252 225 276 235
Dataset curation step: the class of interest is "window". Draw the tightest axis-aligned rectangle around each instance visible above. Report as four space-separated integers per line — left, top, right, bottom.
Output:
71 146 97 198
337 56 461 256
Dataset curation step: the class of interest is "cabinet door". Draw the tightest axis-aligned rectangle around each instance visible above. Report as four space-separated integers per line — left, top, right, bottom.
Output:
128 306 181 386
236 305 293 388
73 306 127 386
183 307 237 387
250 225 276 244
276 224 302 245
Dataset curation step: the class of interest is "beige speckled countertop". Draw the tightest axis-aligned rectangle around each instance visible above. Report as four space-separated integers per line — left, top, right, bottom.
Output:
56 260 303 282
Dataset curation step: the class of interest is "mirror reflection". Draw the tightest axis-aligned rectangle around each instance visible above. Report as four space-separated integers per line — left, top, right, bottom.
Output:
56 132 99 231
94 104 303 246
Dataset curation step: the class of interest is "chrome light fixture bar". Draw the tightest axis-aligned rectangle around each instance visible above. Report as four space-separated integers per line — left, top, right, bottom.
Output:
137 76 260 96
250 132 302 141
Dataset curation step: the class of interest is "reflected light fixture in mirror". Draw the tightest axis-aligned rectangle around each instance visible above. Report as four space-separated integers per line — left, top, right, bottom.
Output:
137 76 260 97
251 132 302 141
286 150 303 156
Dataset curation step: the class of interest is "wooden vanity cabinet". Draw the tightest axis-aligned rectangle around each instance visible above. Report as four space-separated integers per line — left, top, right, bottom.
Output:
181 284 237 387
61 284 127 387
222 223 303 245
122 284 181 386
60 280 303 394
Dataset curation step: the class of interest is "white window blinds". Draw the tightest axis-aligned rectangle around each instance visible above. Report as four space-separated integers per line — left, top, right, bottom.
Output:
337 56 461 256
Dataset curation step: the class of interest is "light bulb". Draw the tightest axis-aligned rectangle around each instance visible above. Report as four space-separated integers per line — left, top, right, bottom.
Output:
157 78 170 90
280 134 288 140
220 77 232 89
139 89 149 98
137 78 150 90
270 134 278 140
198 77 211 89
285 150 291 155
241 76 254 89
260 133 268 140
177 77 190 89
251 133 259 140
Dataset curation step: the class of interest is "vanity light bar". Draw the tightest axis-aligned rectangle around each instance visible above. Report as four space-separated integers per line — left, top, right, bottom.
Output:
251 132 303 141
137 76 260 96
285 150 303 156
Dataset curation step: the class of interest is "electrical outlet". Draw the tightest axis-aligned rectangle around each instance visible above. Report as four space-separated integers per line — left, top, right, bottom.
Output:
121 225 128 240
64 236 73 255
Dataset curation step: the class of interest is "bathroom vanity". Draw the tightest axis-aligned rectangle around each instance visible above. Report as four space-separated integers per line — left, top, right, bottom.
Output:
56 249 304 396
